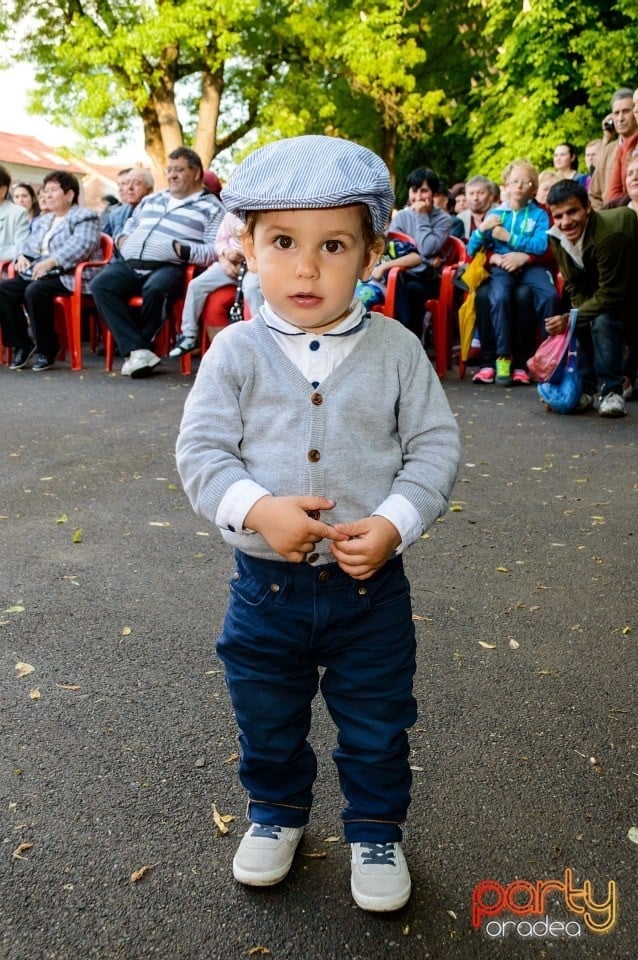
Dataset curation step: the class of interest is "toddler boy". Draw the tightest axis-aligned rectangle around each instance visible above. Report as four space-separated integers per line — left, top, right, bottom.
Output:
176 135 460 912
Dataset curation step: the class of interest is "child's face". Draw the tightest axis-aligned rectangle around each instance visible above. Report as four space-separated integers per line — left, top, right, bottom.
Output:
242 206 378 332
506 167 536 207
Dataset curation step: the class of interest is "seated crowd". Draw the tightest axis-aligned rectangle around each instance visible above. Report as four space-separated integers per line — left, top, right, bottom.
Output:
0 87 637 416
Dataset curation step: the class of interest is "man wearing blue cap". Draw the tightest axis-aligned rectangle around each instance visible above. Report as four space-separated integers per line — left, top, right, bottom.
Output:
176 135 460 912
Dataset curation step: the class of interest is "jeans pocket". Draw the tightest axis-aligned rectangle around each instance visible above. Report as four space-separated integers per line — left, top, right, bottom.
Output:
229 569 284 608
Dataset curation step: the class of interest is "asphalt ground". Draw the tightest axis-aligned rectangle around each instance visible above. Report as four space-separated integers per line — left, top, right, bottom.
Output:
1 351 636 960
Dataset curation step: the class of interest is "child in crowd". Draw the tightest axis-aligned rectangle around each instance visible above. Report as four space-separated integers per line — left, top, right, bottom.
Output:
536 169 561 208
467 159 558 385
176 135 460 912
355 234 420 309
170 211 246 356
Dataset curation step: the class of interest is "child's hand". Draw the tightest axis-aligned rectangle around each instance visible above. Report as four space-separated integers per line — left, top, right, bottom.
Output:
244 495 348 563
370 263 388 281
491 224 510 243
219 250 244 280
498 251 530 273
329 515 401 580
481 214 502 231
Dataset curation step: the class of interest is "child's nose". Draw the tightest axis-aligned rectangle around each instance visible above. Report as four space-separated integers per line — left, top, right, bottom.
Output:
295 251 319 278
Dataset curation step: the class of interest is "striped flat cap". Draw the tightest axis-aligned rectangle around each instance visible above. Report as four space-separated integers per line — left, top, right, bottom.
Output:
221 135 394 235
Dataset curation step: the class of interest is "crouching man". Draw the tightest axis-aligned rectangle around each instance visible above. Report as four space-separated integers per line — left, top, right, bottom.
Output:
545 180 638 416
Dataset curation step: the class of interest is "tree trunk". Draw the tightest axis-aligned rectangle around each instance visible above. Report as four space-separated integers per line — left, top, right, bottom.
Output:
141 105 168 187
381 125 397 188
193 67 224 169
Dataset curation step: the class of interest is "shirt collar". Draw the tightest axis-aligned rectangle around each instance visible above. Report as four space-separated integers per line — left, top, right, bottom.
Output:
262 298 368 337
549 223 586 269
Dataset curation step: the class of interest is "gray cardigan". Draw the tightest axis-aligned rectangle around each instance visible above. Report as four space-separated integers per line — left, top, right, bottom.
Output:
176 312 460 561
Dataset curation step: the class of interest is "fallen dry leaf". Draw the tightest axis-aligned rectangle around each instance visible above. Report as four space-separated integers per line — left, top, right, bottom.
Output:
247 948 270 956
12 842 34 860
301 851 327 859
508 638 520 650
121 626 132 636
149 521 171 527
211 803 235 834
478 641 496 650
72 528 83 543
323 835 340 843
5 605 25 614
628 827 638 845
495 566 509 573
15 661 35 679
29 689 41 701
223 753 239 764
56 684 81 691
130 863 158 883
622 626 632 635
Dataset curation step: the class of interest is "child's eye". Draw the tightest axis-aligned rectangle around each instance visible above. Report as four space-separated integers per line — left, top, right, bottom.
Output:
323 239 344 254
274 235 294 249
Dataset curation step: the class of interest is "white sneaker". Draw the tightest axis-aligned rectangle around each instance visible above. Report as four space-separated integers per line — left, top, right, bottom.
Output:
598 392 626 417
350 842 411 912
169 335 198 358
121 349 161 378
232 823 304 886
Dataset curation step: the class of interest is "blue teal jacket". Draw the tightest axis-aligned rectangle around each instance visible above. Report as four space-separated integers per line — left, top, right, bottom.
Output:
467 200 550 258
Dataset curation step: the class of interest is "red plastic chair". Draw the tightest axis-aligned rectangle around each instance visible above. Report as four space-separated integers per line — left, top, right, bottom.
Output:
381 234 469 378
52 233 114 371
178 284 237 375
0 259 13 364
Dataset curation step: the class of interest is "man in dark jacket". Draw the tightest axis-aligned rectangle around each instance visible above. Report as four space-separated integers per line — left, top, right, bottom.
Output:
546 180 638 417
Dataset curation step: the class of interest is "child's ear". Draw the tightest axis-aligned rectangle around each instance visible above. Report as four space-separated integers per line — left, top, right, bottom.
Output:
359 240 383 279
241 235 258 273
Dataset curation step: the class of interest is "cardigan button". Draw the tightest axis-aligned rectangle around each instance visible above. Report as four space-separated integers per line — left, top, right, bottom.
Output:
308 449 321 462
306 553 319 564
310 392 323 406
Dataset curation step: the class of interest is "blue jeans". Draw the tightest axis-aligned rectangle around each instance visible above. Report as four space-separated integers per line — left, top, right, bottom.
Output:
217 552 417 842
576 312 625 396
488 265 557 358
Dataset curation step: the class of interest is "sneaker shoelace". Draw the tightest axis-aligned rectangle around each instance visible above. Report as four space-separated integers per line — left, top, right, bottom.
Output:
359 842 396 865
250 824 282 840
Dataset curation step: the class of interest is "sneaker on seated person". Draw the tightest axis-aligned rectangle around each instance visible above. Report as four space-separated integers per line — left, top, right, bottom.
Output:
472 366 495 384
169 334 198 357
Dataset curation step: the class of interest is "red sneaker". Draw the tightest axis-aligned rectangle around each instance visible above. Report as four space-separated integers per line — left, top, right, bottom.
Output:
512 368 531 385
472 366 495 384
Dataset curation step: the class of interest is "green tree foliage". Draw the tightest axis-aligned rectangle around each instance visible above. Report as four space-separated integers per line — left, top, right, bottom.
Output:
1 0 635 184
2 0 462 178
466 0 637 181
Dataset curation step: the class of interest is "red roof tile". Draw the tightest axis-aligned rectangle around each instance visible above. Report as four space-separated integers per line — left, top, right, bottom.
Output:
0 130 86 173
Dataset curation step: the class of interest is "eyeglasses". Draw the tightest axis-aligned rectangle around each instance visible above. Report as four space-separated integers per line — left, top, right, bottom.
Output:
509 179 533 188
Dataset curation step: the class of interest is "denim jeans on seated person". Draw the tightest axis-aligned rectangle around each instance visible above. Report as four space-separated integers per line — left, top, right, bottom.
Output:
216 551 417 843
576 312 625 397
487 265 557 359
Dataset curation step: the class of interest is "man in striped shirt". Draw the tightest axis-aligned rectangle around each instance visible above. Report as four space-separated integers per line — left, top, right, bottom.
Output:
91 147 225 378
